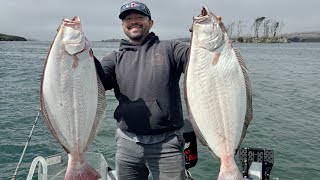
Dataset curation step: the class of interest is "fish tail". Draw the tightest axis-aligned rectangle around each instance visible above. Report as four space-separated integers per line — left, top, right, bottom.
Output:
65 162 101 180
217 169 243 180
218 155 244 180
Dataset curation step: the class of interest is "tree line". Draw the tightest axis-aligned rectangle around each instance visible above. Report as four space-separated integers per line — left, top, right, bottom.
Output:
226 17 284 40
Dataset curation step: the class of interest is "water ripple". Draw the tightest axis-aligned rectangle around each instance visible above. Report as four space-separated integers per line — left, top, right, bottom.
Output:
1 42 320 179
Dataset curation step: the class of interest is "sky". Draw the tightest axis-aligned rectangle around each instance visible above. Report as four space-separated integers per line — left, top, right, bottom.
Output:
1 0 319 41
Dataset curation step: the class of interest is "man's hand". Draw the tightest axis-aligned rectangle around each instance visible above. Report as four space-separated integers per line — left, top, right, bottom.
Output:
217 16 227 33
217 16 222 23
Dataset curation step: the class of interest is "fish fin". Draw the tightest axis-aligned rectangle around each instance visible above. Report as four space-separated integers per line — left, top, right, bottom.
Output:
208 148 219 159
234 48 253 146
40 97 71 150
219 21 227 34
65 162 101 180
187 114 208 146
62 145 71 154
234 48 249 72
84 73 106 152
89 48 94 58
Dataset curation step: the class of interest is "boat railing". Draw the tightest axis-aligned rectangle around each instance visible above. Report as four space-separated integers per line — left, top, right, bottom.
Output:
26 152 115 180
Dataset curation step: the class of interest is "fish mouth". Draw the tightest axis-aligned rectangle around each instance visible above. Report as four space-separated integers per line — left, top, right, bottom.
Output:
193 6 213 23
190 6 215 32
193 6 218 23
191 6 225 51
63 16 80 23
60 16 86 53
63 16 81 30
201 6 209 17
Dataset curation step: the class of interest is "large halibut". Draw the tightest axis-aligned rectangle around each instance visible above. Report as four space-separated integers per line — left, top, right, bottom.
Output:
185 6 253 180
40 16 106 180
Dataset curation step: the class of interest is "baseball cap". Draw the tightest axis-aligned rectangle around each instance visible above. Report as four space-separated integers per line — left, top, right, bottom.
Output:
119 1 151 20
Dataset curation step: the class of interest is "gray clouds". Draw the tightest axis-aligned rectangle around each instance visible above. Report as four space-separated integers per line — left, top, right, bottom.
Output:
1 0 319 41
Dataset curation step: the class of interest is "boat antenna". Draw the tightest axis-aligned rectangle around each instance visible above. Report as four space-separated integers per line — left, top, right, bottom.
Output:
11 108 41 180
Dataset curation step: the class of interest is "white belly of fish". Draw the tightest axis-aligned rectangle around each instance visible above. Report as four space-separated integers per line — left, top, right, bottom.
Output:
186 45 247 158
42 43 98 153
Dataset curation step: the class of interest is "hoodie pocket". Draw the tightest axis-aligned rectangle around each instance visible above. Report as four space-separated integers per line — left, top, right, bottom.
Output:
114 100 168 132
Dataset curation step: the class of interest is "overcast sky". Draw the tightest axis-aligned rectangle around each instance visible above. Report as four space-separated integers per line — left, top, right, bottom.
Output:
1 0 319 41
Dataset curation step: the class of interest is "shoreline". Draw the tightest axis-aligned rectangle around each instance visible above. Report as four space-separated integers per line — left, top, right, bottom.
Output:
0 33 27 41
101 32 320 43
2 31 320 43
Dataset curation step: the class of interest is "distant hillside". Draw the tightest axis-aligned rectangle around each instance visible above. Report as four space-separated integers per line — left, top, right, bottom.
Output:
101 39 121 42
0 33 27 41
283 31 320 42
173 31 320 43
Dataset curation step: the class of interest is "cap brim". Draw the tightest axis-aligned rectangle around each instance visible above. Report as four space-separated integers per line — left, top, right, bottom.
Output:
119 9 149 19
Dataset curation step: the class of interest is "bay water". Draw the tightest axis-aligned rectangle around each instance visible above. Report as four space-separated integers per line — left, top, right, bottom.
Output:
0 41 319 179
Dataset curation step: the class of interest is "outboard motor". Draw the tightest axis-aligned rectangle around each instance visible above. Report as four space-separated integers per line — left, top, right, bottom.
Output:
183 118 198 170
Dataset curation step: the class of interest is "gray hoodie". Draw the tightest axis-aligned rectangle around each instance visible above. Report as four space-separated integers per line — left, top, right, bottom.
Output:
96 32 190 135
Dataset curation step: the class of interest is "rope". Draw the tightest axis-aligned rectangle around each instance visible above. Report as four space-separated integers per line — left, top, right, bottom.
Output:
11 109 41 180
186 169 194 180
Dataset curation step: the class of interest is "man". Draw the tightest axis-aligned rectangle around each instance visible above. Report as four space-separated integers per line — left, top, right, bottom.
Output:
94 1 200 179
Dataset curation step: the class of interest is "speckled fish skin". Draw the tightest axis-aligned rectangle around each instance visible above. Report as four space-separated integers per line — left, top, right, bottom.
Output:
40 16 106 180
185 6 252 180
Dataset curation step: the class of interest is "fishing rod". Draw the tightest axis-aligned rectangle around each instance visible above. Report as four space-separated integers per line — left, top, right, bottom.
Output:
11 109 41 180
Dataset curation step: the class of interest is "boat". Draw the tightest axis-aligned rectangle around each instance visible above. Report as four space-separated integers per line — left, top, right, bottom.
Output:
24 146 275 180
26 152 117 180
16 112 276 180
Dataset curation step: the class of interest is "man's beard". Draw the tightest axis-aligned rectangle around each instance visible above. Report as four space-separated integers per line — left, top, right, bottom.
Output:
126 31 143 41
